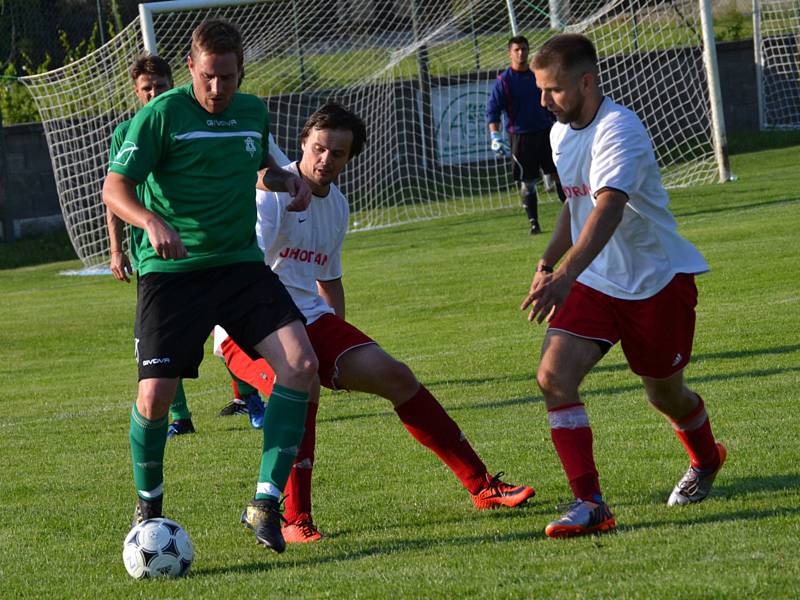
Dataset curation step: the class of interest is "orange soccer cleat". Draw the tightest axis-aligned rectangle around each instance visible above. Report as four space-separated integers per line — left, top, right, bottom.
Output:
470 472 536 509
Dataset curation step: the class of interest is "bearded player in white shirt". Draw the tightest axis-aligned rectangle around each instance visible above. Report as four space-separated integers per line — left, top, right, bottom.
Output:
216 103 535 542
520 34 726 538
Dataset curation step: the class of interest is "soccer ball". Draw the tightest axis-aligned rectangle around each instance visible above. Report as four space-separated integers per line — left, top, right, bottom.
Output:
122 518 194 579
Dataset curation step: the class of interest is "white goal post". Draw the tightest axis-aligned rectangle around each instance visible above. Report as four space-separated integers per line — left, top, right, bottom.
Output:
22 0 729 268
753 0 800 129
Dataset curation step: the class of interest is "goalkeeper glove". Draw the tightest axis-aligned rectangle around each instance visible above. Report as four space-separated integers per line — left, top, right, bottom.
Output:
490 131 511 158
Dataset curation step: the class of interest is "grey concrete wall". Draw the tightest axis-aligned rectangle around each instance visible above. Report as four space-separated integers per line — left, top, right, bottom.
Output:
717 39 759 133
0 39 762 242
0 122 61 241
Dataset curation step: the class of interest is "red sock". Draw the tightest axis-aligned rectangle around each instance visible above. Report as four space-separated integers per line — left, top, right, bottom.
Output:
284 401 318 523
548 404 601 501
395 385 487 494
220 336 276 397
230 378 241 398
670 396 719 471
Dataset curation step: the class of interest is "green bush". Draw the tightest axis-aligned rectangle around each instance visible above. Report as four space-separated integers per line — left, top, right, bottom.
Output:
714 2 751 42
0 57 48 124
0 22 106 125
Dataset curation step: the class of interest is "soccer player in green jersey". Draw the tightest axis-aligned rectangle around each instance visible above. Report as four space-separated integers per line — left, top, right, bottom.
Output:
105 55 202 437
106 55 264 437
102 19 316 554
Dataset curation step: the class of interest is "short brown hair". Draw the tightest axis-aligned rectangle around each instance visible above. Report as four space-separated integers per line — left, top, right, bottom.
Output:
508 35 529 48
300 103 367 159
130 55 172 83
190 19 244 75
532 33 598 75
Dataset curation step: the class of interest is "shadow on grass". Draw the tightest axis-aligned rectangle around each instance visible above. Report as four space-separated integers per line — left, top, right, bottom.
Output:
672 196 800 220
645 473 800 507
713 473 800 497
426 343 800 386
318 345 800 425
190 526 545 577
621 502 800 535
727 130 800 155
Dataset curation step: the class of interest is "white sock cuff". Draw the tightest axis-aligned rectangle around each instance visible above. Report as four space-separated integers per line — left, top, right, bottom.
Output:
548 404 590 429
138 483 164 499
256 482 281 499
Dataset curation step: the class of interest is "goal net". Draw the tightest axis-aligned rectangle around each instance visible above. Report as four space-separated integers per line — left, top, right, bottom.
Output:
21 0 720 267
755 0 800 129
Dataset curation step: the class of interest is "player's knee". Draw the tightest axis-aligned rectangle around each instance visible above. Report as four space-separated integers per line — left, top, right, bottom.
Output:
536 365 567 398
286 352 318 387
521 180 537 195
382 359 418 396
137 380 176 417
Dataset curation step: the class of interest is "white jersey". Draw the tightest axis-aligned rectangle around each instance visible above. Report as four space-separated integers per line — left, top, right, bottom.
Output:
254 161 348 324
550 97 708 300
213 137 342 356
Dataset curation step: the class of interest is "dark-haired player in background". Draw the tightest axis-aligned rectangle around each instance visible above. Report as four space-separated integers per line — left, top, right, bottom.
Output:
218 103 536 543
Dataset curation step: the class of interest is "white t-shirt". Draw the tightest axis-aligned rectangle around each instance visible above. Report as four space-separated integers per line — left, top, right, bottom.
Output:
256 160 348 324
550 97 708 300
214 138 347 356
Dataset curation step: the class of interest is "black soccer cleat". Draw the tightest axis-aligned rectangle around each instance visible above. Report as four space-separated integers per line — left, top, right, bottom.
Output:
218 398 249 417
166 418 196 438
132 495 163 527
241 498 287 553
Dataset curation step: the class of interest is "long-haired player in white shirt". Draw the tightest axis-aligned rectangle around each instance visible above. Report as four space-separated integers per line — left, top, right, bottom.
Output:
216 104 535 543
520 34 726 539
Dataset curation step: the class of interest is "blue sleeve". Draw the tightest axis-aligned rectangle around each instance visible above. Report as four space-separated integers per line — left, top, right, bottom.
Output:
485 76 505 125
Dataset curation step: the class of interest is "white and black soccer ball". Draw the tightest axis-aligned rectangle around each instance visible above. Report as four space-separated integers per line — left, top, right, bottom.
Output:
123 518 193 579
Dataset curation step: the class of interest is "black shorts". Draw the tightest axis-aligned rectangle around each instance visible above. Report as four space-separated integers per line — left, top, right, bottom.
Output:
134 262 304 380
510 130 556 182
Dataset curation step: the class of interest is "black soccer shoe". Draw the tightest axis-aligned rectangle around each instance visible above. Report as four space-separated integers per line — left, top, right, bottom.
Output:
241 498 287 553
132 496 163 527
218 399 249 417
166 418 196 438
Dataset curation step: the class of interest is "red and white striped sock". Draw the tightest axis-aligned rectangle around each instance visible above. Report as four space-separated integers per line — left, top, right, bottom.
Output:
548 403 602 501
670 396 720 471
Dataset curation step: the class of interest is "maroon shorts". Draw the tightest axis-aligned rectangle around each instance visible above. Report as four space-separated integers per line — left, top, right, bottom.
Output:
305 313 376 389
221 313 375 394
548 274 698 378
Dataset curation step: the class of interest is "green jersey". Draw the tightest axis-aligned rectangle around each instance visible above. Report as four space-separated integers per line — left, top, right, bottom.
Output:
108 119 145 270
108 83 268 274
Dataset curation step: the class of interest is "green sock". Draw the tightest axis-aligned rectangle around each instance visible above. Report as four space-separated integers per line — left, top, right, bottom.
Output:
233 374 259 398
255 384 308 500
130 403 168 500
222 360 259 397
169 379 191 421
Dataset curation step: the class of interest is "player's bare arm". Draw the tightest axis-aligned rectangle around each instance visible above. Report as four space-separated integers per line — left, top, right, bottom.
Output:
106 207 132 283
522 189 627 323
102 172 187 260
257 153 312 211
317 278 345 319
520 201 572 318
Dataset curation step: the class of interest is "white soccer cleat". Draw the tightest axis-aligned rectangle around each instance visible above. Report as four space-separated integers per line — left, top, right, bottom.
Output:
667 442 727 506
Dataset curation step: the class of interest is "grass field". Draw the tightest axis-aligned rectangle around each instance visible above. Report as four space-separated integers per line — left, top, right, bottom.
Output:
1 141 799 598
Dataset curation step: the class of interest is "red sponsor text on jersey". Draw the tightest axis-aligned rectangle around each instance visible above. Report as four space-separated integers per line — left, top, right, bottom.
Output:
279 246 329 266
562 183 592 199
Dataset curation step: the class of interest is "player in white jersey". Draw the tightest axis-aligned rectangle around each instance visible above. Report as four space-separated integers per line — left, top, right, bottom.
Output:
216 103 535 543
520 34 726 538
